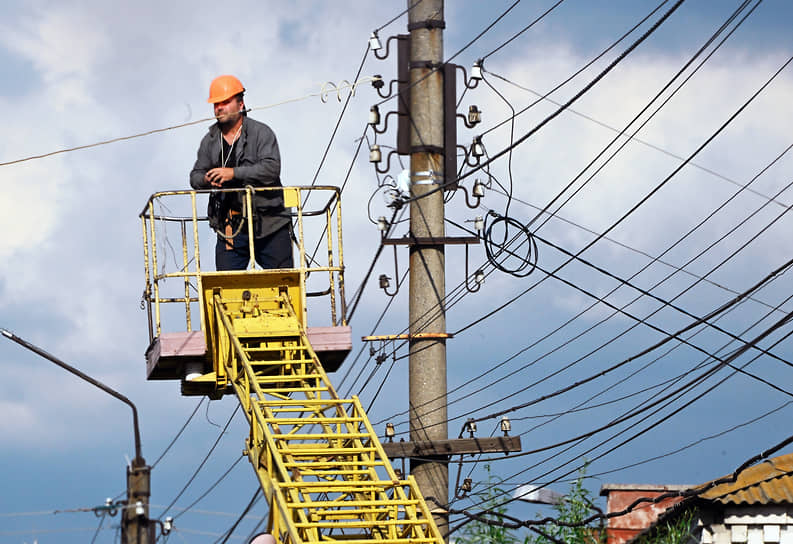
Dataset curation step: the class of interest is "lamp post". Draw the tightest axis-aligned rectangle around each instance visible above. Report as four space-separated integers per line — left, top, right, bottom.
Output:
2 329 153 544
512 484 564 505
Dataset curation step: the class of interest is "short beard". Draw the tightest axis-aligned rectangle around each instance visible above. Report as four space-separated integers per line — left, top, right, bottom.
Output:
217 113 241 132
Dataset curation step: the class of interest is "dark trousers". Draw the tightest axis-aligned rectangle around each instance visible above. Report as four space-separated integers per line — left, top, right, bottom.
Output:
215 222 293 271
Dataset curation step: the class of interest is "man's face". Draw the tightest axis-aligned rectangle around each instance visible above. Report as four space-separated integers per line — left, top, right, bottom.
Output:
214 96 243 125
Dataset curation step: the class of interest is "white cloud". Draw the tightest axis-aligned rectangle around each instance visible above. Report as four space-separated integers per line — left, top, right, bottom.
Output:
2 2 793 542
0 400 36 434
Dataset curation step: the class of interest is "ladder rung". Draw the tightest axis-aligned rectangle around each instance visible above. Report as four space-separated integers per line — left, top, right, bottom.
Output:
272 432 370 440
263 399 353 407
254 375 321 384
241 341 305 348
287 469 378 477
236 332 301 340
283 460 385 468
279 480 403 489
307 511 400 520
276 446 378 454
294 519 432 529
304 508 418 520
277 454 381 463
292 499 420 508
263 417 365 424
246 350 310 358
246 353 310 360
258 387 330 394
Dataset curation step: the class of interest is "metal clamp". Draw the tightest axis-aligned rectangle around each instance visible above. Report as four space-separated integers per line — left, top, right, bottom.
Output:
407 19 446 31
412 170 442 185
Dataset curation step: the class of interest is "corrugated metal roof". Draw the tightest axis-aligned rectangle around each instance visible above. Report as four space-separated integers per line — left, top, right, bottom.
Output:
699 452 793 505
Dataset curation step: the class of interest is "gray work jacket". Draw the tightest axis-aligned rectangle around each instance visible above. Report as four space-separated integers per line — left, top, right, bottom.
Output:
190 116 290 239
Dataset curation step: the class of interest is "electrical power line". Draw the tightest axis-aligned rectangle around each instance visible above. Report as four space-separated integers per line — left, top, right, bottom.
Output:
449 311 793 520
358 0 757 382
480 0 567 61
355 0 731 401
151 398 204 469
161 404 240 518
171 456 246 521
373 169 793 438
448 401 793 535
380 237 793 440
484 70 790 211
456 0 687 185
528 0 763 234
0 78 377 168
346 2 676 386
375 0 426 32
452 52 793 340
214 487 262 544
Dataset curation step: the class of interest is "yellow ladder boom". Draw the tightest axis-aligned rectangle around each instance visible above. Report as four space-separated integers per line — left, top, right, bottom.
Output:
206 275 442 544
139 187 444 544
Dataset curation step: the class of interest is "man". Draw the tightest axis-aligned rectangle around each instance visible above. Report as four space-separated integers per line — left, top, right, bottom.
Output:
190 74 293 270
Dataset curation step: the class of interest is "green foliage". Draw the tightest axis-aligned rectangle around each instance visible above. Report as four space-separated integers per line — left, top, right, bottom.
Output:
456 464 520 544
527 467 605 544
453 465 605 544
633 507 696 544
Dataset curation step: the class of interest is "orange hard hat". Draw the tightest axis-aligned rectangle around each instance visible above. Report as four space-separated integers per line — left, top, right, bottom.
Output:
207 75 245 104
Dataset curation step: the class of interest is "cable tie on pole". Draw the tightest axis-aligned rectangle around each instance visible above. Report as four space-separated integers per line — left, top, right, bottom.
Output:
407 19 446 31
412 170 443 185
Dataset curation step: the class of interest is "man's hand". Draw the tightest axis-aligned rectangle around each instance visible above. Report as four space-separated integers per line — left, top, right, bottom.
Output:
205 167 234 187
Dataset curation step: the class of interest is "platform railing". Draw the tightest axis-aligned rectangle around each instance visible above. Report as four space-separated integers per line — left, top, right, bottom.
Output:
139 186 346 343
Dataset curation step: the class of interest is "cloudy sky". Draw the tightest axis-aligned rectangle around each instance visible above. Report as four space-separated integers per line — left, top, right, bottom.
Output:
2 0 793 542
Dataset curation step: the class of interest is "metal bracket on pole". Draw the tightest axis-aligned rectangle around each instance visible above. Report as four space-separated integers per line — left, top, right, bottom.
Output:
443 62 458 189
382 436 522 459
362 332 454 342
396 34 411 155
382 235 480 246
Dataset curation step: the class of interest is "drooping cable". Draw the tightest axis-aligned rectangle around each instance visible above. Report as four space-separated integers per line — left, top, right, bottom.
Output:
0 80 377 168
529 0 762 233
356 0 706 392
453 52 793 338
160 404 240 518
485 70 790 211
480 0 568 60
456 0 687 185
447 319 793 527
151 398 204 469
479 0 670 139
172 456 246 520
214 487 262 544
375 0 426 32
382 243 793 440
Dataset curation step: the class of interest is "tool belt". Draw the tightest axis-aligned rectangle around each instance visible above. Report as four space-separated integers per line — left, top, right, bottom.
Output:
223 210 243 249
208 192 247 248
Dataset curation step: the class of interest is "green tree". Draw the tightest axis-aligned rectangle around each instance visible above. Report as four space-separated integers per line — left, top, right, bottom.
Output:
453 465 605 544
527 467 605 544
455 464 521 544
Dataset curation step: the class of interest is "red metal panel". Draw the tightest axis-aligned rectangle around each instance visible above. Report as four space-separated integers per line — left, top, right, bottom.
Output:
306 326 352 352
603 488 686 544
158 331 206 357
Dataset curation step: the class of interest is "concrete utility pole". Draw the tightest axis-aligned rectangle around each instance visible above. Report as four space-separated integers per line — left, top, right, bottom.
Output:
407 0 449 537
123 460 153 544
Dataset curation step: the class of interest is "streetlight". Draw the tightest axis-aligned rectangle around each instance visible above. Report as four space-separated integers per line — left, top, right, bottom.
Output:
2 329 152 544
512 484 564 505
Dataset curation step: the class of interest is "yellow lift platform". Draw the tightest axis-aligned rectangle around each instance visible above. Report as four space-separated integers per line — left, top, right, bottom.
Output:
140 186 444 544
